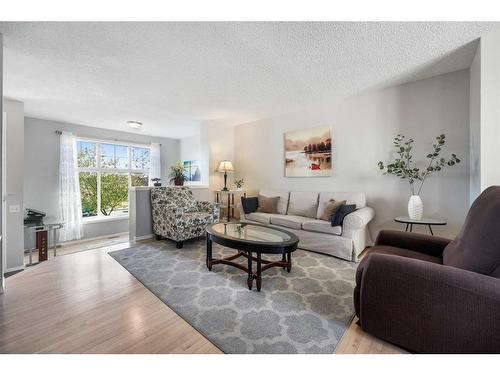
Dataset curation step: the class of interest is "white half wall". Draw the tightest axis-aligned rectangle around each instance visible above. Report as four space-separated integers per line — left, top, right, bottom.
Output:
234 70 470 239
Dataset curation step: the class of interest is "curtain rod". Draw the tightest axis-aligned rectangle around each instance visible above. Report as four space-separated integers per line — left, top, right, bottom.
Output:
54 130 161 146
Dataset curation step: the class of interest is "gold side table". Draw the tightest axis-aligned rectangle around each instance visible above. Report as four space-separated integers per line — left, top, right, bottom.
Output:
215 190 246 222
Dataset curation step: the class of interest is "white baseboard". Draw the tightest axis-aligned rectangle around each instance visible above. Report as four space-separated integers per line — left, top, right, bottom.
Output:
134 234 154 241
6 265 24 273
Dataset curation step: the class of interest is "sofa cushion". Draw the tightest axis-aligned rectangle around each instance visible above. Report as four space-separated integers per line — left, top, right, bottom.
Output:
302 219 342 235
270 215 310 230
256 195 279 214
318 199 346 221
259 189 290 214
317 192 366 218
241 196 258 214
246 212 280 224
287 191 319 218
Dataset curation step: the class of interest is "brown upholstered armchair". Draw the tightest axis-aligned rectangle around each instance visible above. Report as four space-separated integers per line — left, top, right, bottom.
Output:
354 186 500 353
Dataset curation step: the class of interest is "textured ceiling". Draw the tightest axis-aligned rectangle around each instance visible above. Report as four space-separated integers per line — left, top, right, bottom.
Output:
1 22 499 138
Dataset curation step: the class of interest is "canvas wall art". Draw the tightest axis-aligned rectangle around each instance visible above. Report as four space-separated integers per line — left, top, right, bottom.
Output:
284 126 332 177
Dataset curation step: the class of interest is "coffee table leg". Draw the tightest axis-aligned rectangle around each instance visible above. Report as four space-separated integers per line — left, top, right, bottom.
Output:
286 251 292 272
256 252 262 292
428 225 434 236
247 251 253 290
282 252 286 270
206 236 212 271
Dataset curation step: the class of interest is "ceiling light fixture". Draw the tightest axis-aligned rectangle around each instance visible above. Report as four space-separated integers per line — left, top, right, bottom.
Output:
127 121 143 129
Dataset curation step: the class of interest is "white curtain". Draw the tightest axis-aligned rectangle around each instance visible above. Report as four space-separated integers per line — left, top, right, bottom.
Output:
59 131 83 242
150 143 161 185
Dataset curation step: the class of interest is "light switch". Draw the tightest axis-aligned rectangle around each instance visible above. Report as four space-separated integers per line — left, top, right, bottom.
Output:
9 205 21 213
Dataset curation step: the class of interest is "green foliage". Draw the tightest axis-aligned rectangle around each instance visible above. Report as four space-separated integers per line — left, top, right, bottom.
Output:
100 174 129 216
169 161 188 184
378 134 461 195
79 172 97 216
234 178 245 188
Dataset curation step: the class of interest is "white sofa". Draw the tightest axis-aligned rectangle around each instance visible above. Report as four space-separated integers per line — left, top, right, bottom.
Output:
238 189 375 262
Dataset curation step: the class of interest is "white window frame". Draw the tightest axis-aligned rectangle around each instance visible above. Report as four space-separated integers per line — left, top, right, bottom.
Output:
77 137 151 220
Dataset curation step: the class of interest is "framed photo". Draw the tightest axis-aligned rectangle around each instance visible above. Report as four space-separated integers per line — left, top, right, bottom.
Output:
284 126 332 177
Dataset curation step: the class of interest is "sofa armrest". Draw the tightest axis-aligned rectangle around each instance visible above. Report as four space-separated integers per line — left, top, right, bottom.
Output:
237 203 246 220
375 230 451 258
343 206 375 232
359 253 500 353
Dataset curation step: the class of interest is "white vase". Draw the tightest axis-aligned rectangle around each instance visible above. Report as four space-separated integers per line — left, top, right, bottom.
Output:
408 195 423 220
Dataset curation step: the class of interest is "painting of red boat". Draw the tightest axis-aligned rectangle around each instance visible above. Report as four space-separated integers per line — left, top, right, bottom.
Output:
284 126 332 177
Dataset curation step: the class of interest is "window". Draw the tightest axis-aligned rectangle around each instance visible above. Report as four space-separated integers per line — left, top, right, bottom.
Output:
183 160 201 183
77 139 150 218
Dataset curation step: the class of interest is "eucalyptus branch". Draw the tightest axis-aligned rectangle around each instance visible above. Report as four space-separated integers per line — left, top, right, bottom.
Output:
378 133 460 196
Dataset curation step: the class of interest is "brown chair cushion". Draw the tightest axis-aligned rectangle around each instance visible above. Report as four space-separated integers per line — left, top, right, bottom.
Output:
256 195 279 214
318 199 346 221
443 186 500 277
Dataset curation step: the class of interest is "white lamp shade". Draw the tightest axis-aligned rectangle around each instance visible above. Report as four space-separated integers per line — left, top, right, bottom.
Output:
217 160 234 172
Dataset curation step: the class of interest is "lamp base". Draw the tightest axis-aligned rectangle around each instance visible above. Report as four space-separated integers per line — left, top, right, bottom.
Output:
221 187 229 191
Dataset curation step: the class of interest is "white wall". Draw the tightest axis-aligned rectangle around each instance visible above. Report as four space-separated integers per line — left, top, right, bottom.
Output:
234 70 470 239
478 32 500 191
24 117 180 241
0 32 4 288
469 42 481 204
4 99 24 271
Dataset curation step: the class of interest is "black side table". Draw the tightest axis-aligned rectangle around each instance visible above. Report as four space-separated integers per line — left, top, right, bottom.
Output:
394 216 447 236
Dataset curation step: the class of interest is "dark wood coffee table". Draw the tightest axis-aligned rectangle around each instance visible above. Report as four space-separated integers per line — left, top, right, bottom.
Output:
206 222 299 291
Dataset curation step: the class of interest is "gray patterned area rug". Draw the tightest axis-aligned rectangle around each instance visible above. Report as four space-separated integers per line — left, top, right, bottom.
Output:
109 238 356 354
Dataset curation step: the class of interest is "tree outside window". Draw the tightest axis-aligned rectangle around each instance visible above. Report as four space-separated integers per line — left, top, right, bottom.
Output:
77 140 150 217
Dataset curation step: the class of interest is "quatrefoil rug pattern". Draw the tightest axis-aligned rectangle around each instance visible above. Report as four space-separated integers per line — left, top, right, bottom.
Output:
110 238 356 354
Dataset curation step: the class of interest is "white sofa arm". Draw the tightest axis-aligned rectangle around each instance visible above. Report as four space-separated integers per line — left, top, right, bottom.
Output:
343 206 375 232
237 203 247 220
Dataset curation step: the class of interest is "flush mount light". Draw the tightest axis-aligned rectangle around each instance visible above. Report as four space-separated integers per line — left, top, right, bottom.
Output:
127 121 143 129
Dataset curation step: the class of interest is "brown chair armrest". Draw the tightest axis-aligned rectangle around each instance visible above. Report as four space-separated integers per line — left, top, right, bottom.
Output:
359 253 500 353
375 230 451 258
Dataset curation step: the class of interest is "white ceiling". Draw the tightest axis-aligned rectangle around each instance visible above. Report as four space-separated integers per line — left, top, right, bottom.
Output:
1 22 499 139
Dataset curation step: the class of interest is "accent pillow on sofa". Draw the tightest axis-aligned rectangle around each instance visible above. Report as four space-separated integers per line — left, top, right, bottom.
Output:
319 199 346 221
241 197 259 214
331 204 356 226
256 195 279 214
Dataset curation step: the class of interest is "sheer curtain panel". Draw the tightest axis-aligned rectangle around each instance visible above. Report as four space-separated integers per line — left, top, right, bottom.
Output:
59 131 83 241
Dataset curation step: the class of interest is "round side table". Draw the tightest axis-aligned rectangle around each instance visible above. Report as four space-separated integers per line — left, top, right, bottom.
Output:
394 216 447 236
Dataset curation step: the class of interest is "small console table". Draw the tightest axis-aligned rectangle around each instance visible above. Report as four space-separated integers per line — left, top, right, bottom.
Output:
394 216 447 236
214 190 246 222
24 218 64 266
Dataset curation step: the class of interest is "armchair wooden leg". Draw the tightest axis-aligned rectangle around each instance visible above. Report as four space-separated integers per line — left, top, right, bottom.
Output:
155 234 162 240
176 241 184 249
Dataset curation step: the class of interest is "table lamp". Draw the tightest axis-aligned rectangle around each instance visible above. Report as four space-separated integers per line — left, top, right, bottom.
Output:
217 160 234 191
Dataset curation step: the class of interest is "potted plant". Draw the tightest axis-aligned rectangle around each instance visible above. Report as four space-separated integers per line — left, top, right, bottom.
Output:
169 161 188 186
234 178 244 190
378 134 460 220
151 177 162 187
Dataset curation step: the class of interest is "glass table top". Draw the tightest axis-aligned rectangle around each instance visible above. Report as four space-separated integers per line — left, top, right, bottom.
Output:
209 223 292 243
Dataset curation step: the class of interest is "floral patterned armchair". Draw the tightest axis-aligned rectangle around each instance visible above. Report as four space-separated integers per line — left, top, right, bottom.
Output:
151 187 220 248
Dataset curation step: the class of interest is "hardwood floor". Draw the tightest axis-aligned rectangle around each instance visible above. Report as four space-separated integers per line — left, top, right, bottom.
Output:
1 239 404 354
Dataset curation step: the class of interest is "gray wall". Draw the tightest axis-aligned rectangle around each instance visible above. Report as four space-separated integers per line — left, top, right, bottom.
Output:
234 70 470 239
24 117 180 240
0 32 3 288
4 99 24 271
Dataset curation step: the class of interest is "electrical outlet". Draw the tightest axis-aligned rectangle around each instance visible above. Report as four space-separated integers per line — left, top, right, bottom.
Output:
9 205 21 213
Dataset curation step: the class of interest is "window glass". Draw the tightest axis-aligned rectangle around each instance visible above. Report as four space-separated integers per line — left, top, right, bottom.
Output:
101 143 128 169
77 141 97 168
131 173 149 187
79 172 98 217
132 147 150 170
100 173 129 215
